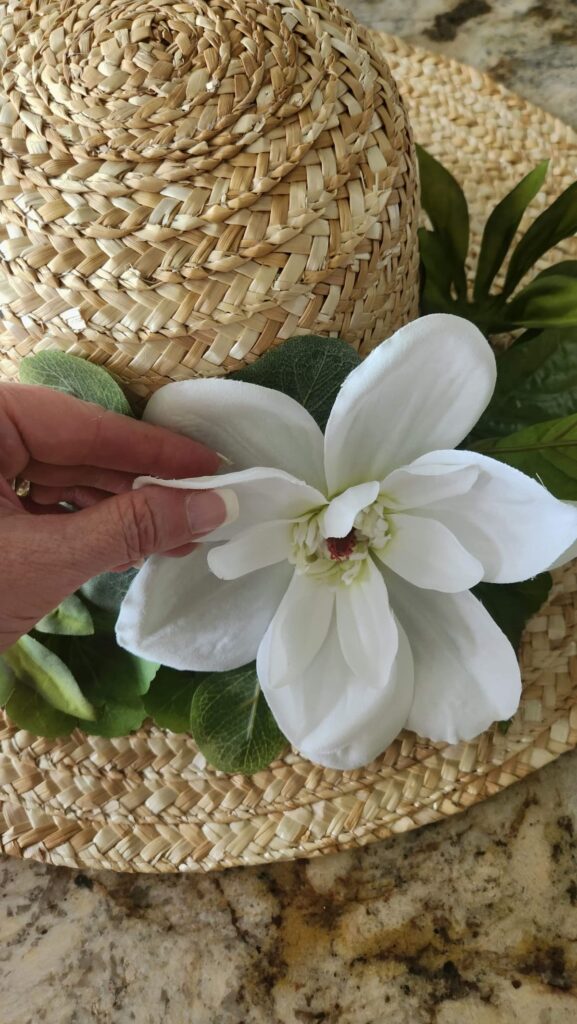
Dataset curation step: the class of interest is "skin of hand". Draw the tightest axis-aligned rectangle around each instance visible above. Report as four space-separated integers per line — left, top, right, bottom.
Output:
0 382 229 651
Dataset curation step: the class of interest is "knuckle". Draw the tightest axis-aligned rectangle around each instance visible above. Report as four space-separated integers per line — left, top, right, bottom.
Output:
117 492 161 561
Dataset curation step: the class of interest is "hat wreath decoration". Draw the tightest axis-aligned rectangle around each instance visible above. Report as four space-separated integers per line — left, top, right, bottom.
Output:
2 0 577 872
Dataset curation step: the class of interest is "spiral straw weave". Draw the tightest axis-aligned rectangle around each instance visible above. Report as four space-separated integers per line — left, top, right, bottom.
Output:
1 32 577 873
0 0 419 396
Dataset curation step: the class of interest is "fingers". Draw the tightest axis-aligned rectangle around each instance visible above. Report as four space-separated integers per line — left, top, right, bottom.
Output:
0 382 221 479
25 460 136 494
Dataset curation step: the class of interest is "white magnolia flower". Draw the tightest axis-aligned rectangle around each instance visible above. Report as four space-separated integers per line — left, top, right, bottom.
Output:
117 314 577 770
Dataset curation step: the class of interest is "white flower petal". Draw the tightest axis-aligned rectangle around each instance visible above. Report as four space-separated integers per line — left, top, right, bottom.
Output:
134 467 325 543
320 481 380 538
381 456 480 510
116 548 292 671
256 572 335 689
385 571 522 743
336 558 398 684
208 520 293 580
144 377 326 490
376 512 484 592
413 451 577 583
324 314 496 493
549 503 577 568
259 615 414 770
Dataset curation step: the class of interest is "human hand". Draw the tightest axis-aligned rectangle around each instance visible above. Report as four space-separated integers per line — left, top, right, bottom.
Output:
0 382 230 650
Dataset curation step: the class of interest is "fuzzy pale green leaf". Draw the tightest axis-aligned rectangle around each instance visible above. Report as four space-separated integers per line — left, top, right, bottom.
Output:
0 658 16 706
5 686 76 738
3 635 95 720
20 351 133 415
35 594 94 636
80 569 137 615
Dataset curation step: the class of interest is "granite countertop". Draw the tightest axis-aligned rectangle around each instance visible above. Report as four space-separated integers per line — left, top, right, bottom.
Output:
2 2 577 1022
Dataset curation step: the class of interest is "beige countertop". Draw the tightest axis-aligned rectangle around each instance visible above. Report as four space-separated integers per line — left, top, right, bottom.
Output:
2 1 577 1021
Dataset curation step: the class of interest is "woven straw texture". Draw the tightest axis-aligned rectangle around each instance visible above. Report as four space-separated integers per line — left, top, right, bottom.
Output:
0 0 419 397
1 29 577 874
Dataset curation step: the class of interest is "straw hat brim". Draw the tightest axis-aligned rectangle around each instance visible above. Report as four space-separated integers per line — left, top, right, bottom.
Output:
2 33 577 874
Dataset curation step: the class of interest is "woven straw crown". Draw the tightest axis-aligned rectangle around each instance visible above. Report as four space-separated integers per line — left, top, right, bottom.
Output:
0 0 419 397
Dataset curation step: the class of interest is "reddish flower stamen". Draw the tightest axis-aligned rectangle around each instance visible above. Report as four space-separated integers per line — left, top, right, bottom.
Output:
326 529 357 561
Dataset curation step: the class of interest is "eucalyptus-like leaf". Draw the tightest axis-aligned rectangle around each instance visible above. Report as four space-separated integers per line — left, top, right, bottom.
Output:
5 685 76 739
503 181 577 297
2 635 95 720
0 657 16 706
416 145 469 300
20 350 133 415
473 573 552 653
66 635 158 705
80 569 138 615
474 160 549 300
474 413 577 498
232 335 361 431
143 666 201 733
35 594 94 636
505 274 577 327
190 664 287 774
474 329 577 438
81 701 148 738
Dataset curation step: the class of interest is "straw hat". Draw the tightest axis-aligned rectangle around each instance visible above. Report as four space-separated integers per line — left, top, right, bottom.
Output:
0 0 419 395
1 12 577 873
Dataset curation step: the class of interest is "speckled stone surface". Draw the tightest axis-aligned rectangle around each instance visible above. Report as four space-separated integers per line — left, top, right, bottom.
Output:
3 3 577 1022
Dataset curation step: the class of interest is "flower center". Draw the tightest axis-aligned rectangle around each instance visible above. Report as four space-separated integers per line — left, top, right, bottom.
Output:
289 495 392 585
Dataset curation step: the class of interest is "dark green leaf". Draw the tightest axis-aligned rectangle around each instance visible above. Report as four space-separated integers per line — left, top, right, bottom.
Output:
0 658 16 706
504 181 577 297
532 260 577 282
4 686 76 738
19 351 133 415
35 594 94 636
81 700 148 738
498 718 513 735
3 635 95 720
80 569 137 615
66 635 158 705
143 666 201 732
475 329 577 437
473 573 552 652
504 274 577 328
231 335 361 430
473 413 577 498
474 161 549 300
416 145 469 299
190 664 287 774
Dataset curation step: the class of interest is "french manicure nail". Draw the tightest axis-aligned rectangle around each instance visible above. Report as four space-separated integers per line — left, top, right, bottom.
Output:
217 450 234 468
186 488 239 535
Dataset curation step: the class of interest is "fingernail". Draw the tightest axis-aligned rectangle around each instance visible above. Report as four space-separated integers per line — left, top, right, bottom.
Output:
217 450 234 468
186 488 239 535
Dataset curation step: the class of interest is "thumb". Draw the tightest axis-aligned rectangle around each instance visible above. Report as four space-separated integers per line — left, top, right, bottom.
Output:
54 485 237 585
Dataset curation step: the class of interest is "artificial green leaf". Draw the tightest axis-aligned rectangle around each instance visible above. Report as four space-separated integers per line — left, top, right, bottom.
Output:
474 413 577 498
232 335 361 431
81 700 147 738
474 329 577 438
504 274 577 328
190 664 287 774
416 145 469 299
143 666 201 733
4 685 76 738
533 260 577 282
66 635 158 705
19 351 133 415
35 594 94 636
473 573 552 652
418 228 453 298
0 658 16 706
474 161 549 300
3 635 95 720
503 181 577 297
80 569 137 615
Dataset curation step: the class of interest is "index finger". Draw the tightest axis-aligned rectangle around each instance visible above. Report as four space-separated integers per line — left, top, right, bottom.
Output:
0 382 221 479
